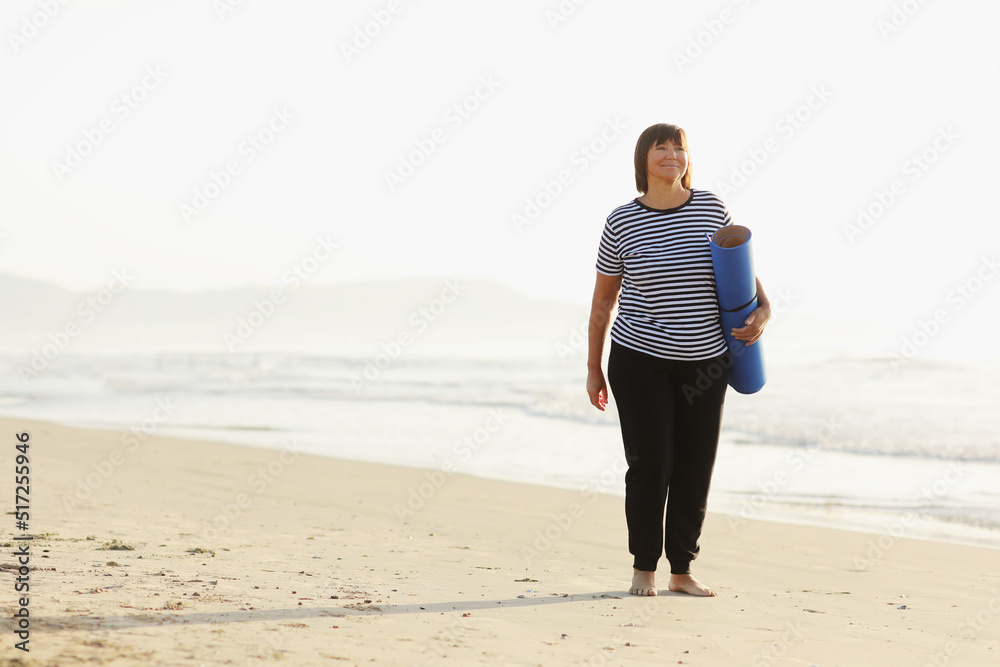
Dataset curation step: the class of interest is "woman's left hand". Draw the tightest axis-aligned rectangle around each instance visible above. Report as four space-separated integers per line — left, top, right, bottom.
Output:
731 304 770 346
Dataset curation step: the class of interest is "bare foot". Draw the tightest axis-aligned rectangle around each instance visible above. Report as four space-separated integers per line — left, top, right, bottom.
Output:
629 569 656 596
667 573 717 597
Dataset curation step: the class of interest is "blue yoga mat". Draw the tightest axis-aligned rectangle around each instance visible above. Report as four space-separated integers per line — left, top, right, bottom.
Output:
707 225 766 394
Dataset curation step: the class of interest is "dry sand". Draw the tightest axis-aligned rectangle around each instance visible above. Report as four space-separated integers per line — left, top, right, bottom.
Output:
1 415 998 666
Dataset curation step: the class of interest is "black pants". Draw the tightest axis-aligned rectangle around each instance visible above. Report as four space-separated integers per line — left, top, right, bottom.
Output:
607 340 731 574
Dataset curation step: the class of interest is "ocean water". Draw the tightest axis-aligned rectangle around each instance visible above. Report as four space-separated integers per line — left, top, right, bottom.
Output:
1 349 998 550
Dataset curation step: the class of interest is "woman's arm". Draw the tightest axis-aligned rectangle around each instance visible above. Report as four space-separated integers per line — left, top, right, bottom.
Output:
730 276 770 346
586 271 622 410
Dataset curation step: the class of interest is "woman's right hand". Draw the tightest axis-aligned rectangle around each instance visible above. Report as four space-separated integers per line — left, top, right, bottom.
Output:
587 368 610 411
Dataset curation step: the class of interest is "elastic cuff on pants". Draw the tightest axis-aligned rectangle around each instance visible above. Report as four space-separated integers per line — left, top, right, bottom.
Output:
632 558 658 573
669 562 691 575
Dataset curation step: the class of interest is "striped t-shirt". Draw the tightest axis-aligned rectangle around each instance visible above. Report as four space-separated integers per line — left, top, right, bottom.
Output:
595 189 733 361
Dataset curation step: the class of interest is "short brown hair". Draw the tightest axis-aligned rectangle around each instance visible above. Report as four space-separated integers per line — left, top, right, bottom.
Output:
634 123 692 193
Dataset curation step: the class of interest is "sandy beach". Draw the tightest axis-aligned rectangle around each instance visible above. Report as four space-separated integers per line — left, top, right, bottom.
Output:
1 415 998 666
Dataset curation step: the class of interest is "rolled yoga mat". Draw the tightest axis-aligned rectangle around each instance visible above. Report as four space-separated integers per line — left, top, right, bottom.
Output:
707 225 766 394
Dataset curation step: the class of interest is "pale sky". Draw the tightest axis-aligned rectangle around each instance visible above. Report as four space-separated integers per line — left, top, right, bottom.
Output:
2 0 998 358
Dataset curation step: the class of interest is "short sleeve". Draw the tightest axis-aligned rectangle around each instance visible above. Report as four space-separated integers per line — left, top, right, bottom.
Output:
721 198 734 227
595 218 623 276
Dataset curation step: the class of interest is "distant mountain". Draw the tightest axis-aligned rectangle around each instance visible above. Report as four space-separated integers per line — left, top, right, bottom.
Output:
0 273 591 356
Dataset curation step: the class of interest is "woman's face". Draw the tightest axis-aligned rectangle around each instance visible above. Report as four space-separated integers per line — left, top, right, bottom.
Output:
646 140 688 185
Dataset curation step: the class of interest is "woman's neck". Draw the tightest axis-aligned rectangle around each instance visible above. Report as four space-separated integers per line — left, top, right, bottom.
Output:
639 180 689 209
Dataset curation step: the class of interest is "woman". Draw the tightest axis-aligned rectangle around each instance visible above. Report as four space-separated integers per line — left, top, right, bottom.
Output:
586 123 769 597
